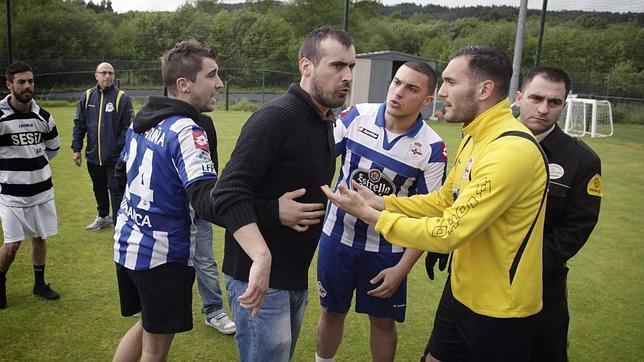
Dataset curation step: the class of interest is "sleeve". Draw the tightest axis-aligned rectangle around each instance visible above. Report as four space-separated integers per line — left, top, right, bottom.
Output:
71 93 87 152
415 140 447 194
212 106 288 233
334 105 354 156
543 156 601 272
44 114 61 160
117 94 134 152
172 124 218 190
375 139 543 253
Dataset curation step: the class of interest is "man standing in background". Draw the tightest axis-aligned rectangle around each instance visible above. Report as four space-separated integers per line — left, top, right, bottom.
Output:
516 66 602 362
0 61 61 308
72 62 133 230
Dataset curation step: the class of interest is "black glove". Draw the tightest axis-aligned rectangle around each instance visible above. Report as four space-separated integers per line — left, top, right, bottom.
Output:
425 252 449 280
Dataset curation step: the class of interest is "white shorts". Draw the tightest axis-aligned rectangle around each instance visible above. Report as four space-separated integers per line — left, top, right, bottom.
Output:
0 200 58 243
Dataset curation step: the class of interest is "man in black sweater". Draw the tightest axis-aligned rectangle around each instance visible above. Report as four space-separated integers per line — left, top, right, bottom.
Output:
212 26 356 361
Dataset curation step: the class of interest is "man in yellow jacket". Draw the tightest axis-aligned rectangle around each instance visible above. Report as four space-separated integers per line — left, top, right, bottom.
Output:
322 45 549 362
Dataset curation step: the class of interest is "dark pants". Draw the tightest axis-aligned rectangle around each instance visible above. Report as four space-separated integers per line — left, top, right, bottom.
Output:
531 268 570 362
87 161 122 224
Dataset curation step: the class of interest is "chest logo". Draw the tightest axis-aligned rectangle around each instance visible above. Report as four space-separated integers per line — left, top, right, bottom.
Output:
587 173 603 197
549 163 564 180
105 102 114 113
357 126 379 140
408 141 424 159
350 168 395 196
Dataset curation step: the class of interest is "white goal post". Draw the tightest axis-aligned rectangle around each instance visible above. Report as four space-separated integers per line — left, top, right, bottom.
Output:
558 97 614 138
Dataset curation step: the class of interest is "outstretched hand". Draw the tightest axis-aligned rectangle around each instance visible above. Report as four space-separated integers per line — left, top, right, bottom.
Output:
321 183 381 225
425 252 449 280
278 188 326 232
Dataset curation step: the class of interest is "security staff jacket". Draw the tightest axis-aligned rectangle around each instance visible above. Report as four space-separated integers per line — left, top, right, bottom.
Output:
71 84 133 165
539 124 601 304
375 99 548 318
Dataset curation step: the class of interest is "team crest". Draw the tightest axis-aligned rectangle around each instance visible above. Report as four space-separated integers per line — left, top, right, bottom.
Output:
105 102 114 113
192 130 209 151
408 141 424 159
317 281 327 298
350 168 395 196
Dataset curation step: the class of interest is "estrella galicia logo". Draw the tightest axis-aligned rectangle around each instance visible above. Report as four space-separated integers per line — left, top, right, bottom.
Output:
350 168 395 196
357 126 379 140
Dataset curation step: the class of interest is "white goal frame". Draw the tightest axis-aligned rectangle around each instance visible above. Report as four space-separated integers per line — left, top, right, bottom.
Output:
559 97 614 138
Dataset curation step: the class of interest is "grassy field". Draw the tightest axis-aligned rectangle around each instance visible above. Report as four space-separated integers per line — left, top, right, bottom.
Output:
1 107 643 361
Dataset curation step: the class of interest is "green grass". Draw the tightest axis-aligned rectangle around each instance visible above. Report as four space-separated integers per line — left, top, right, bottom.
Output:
1 107 642 361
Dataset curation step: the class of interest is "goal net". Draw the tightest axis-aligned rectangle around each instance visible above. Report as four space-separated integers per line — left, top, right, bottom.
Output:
558 97 613 138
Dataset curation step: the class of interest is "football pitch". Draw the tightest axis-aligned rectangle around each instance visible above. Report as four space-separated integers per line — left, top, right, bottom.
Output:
1 107 642 361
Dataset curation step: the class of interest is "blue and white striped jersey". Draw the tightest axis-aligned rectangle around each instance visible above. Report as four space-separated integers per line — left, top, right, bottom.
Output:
322 103 447 253
113 115 217 270
0 95 60 207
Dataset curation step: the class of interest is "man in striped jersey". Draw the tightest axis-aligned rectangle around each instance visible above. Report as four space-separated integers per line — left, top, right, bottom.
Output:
316 62 447 362
0 61 61 309
111 40 224 361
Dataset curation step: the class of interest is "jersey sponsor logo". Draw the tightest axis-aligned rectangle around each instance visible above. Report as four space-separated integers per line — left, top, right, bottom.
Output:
549 163 564 180
317 281 327 298
587 173 602 197
350 168 395 196
408 141 424 159
11 132 42 146
122 204 152 227
192 129 209 151
18 123 33 128
144 127 166 147
105 102 114 113
357 126 379 139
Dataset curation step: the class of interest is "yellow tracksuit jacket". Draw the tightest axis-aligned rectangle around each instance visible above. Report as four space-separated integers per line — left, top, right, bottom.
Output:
375 99 548 318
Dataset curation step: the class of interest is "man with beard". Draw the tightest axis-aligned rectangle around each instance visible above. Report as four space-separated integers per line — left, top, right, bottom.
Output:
0 61 61 308
515 66 601 362
322 46 549 361
212 26 355 361
72 62 133 230
315 62 447 362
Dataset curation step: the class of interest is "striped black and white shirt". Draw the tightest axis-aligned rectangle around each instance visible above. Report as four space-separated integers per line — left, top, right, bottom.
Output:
0 95 60 207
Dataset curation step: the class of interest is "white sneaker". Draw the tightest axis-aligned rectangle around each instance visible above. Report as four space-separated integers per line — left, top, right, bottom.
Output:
205 312 236 335
86 216 112 231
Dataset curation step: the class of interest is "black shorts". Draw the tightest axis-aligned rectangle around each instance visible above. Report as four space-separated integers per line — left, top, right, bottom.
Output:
116 262 195 334
423 279 538 362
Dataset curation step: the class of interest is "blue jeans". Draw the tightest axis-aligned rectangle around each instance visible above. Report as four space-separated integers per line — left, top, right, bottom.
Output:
192 218 224 317
225 275 308 362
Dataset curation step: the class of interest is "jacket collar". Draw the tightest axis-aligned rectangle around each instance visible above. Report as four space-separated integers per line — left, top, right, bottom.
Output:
539 123 567 159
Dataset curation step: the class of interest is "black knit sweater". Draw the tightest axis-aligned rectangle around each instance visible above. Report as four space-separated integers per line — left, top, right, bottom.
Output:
213 84 336 291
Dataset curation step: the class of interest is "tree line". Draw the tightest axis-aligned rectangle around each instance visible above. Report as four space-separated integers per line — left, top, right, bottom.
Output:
0 0 642 98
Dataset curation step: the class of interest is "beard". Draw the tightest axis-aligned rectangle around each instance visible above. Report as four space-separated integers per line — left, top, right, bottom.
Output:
445 87 479 124
312 80 350 110
13 90 33 104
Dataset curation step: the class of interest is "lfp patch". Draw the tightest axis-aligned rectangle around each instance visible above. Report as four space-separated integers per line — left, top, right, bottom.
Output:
587 173 603 197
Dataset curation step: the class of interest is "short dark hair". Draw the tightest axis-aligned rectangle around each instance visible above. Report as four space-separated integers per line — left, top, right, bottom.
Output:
523 66 571 96
298 26 354 65
450 45 512 100
161 39 217 92
5 61 33 82
402 61 437 94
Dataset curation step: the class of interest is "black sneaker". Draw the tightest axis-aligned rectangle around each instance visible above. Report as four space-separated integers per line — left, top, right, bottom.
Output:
33 283 60 300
